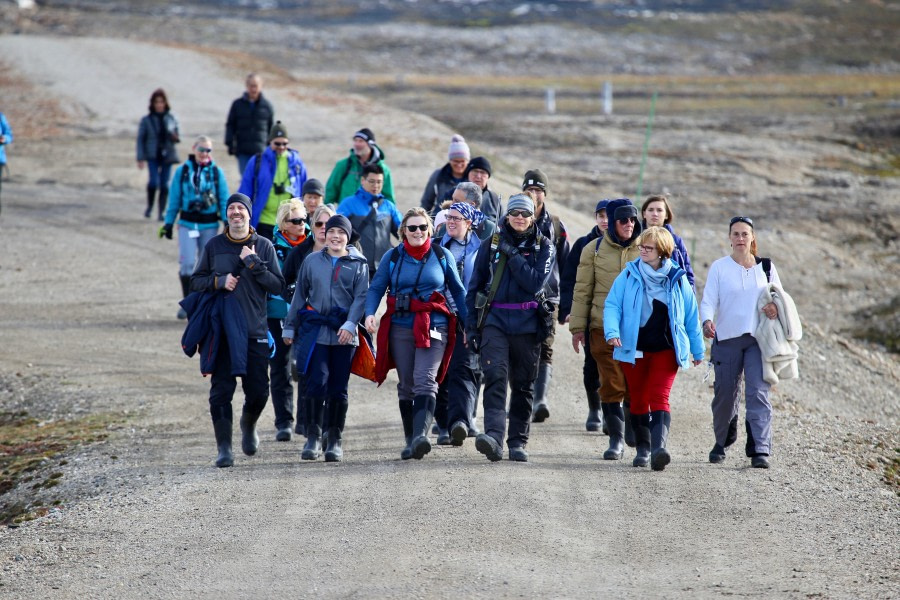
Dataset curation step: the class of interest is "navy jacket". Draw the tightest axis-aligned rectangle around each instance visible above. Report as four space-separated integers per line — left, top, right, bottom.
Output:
225 92 275 156
180 291 249 376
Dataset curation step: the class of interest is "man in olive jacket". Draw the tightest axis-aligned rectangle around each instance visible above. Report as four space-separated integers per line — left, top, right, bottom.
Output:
225 73 275 177
569 198 641 461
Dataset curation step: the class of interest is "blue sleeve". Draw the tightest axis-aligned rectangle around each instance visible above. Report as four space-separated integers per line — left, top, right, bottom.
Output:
443 254 468 322
216 167 230 221
603 271 627 341
681 276 705 361
390 203 402 227
364 250 394 317
0 114 12 143
164 165 183 225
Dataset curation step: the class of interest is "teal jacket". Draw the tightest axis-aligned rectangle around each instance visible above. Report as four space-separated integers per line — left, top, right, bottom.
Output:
164 156 229 229
0 112 12 165
325 146 394 205
603 257 704 368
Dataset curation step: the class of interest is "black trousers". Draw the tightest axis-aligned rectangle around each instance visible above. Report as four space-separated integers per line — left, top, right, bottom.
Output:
209 334 270 423
441 331 480 431
480 326 540 449
268 318 295 429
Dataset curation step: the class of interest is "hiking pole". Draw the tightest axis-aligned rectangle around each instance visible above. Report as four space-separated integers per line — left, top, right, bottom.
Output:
635 90 658 200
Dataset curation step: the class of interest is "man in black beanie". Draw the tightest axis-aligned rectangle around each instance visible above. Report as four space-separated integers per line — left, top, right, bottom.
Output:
325 127 395 206
522 168 570 423
187 192 285 468
465 156 502 223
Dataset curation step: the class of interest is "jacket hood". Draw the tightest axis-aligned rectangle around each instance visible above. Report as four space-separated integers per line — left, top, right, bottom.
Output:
605 198 642 246
352 143 385 167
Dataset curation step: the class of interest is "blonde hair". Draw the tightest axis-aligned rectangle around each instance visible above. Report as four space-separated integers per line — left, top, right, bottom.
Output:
637 226 675 259
311 204 335 227
276 198 306 229
193 135 213 148
399 207 434 241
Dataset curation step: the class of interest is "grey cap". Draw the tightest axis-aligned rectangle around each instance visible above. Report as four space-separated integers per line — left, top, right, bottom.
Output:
302 178 325 197
506 194 535 215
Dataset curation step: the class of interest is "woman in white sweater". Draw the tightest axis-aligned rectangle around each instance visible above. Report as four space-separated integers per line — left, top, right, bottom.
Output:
700 216 781 469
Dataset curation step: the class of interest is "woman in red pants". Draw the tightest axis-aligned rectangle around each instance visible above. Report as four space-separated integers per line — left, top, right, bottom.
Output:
603 226 705 470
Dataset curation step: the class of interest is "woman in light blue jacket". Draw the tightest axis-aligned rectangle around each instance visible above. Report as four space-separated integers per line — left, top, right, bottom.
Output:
604 226 704 471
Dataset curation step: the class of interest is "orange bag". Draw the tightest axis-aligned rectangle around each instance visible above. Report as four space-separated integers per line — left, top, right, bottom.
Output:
350 326 377 382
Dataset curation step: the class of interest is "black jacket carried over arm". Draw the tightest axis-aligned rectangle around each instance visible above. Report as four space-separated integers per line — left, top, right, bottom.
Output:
191 229 284 338
225 92 275 156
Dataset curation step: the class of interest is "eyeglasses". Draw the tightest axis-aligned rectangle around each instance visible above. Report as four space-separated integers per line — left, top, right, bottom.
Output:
272 141 289 147
364 178 384 186
195 147 212 153
444 215 465 222
507 210 533 218
730 216 753 227
524 187 545 195
287 218 305 225
638 245 656 253
405 224 429 232
617 217 637 224
314 220 327 228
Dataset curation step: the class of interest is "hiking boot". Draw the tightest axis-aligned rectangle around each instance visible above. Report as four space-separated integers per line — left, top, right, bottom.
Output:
709 443 726 464
475 434 503 462
508 446 529 462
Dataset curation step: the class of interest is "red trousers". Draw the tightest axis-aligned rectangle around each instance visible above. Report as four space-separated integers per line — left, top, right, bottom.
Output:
620 349 678 414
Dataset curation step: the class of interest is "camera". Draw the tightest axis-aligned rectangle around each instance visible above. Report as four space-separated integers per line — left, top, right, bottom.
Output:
273 182 286 195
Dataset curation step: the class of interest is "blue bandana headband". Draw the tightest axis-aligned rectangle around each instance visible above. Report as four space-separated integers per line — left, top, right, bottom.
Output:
449 202 484 227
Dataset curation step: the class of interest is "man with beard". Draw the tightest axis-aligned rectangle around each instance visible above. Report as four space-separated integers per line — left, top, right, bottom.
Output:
326 128 395 205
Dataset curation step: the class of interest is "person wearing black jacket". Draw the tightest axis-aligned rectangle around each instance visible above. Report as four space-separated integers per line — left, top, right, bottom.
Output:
190 193 284 468
225 73 275 177
465 194 554 463
558 199 609 433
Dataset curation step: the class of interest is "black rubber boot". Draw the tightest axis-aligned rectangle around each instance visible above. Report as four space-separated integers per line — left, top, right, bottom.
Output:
239 411 260 456
650 410 671 471
399 400 414 460
531 363 552 423
301 424 322 460
631 413 651 467
177 275 191 320
585 390 603 432
324 427 343 462
145 185 156 218
623 400 636 447
725 414 738 448
602 403 625 460
294 376 306 437
157 188 168 221
410 394 436 460
212 417 233 468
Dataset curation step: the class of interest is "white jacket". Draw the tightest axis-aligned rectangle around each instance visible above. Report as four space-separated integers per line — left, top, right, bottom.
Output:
755 282 802 384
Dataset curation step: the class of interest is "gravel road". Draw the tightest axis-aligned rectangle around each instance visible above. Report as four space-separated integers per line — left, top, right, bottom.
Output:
0 36 897 599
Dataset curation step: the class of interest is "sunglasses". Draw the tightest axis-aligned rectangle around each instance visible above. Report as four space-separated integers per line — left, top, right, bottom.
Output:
272 141 289 147
507 209 533 218
314 220 327 228
195 147 212 153
405 224 429 232
617 217 637 224
730 216 754 227
287 218 305 225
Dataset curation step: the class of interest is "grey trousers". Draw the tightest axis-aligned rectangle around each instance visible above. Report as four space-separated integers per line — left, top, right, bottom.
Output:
390 324 448 402
711 333 773 456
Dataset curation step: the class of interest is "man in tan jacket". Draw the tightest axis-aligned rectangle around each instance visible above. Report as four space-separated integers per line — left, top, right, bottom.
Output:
569 198 641 460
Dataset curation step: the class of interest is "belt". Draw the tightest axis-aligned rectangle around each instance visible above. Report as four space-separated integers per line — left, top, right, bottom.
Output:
491 301 539 310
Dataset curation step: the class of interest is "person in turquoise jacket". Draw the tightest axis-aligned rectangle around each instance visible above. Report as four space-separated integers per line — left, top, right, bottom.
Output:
603 226 704 472
0 110 12 216
161 136 229 319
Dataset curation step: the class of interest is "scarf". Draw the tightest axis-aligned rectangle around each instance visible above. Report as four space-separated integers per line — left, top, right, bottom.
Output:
403 237 431 261
638 259 672 327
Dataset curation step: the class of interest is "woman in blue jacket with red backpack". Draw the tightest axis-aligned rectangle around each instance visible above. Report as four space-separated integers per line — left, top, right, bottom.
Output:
603 226 704 471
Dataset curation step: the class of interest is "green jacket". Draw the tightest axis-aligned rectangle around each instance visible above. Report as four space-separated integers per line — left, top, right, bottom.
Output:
325 146 395 205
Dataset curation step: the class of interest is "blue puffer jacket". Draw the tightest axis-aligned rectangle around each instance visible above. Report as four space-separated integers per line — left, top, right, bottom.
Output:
164 156 229 229
465 222 553 336
603 257 704 368
237 147 308 227
0 112 12 165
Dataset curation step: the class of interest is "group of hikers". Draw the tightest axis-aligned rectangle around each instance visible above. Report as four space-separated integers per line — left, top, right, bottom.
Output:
142 74 801 471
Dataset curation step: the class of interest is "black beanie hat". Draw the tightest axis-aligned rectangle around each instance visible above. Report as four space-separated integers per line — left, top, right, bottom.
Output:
324 214 352 240
268 120 288 142
354 128 375 143
302 178 325 197
227 192 252 213
522 168 549 193
465 156 492 178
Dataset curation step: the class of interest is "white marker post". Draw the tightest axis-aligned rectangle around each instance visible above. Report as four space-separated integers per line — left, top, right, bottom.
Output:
546 87 556 114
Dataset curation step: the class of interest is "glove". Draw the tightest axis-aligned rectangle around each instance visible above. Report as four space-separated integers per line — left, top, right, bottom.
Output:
159 224 173 240
498 239 518 257
467 332 481 353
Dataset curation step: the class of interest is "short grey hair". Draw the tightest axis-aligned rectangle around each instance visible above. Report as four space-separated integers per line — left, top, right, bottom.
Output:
455 182 482 208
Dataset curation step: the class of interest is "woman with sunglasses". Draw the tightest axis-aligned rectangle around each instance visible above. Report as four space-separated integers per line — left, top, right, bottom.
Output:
465 195 554 462
604 226 704 471
262 199 310 442
365 207 468 460
700 216 781 469
161 135 229 320
282 203 336 435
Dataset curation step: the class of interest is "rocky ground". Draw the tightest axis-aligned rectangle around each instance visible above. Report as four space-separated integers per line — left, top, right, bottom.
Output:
0 2 898 598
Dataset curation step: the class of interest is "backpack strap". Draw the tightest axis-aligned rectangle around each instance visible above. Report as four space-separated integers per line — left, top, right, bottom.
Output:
755 256 772 282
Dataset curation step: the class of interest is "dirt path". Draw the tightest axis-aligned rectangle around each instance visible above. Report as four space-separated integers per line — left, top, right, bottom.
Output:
0 36 897 599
